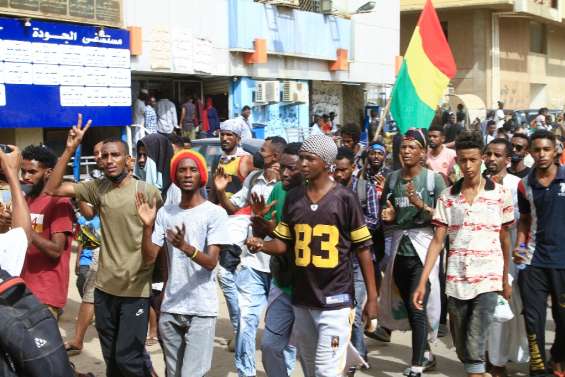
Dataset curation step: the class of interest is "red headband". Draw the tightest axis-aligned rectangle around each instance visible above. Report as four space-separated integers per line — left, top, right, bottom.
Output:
170 150 208 187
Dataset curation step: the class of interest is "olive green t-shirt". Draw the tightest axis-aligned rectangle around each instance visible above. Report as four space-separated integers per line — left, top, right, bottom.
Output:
381 169 446 256
75 177 162 298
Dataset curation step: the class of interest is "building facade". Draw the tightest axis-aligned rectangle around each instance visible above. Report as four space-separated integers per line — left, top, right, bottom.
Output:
401 0 565 110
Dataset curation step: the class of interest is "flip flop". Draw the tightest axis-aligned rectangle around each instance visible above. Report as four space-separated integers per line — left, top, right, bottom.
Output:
65 342 82 356
145 337 159 346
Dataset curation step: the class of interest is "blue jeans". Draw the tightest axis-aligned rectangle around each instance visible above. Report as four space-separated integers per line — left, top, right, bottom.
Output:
351 263 367 360
235 266 271 377
261 286 297 377
217 265 240 334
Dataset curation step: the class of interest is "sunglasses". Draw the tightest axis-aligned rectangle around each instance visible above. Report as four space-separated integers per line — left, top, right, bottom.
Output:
512 144 525 152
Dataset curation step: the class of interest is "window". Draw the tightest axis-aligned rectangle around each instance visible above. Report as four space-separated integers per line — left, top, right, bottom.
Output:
551 0 558 9
530 22 547 54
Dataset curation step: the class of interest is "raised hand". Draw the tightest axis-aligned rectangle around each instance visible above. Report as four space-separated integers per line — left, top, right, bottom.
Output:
135 192 157 227
406 180 424 208
213 166 232 193
250 192 277 217
66 114 92 151
246 236 264 254
166 223 189 251
250 215 277 238
381 199 396 222
0 145 21 177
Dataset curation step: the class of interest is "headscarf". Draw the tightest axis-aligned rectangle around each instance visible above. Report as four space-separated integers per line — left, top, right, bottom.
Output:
299 134 338 166
136 133 174 194
368 142 387 156
402 129 427 149
170 150 208 187
220 118 243 137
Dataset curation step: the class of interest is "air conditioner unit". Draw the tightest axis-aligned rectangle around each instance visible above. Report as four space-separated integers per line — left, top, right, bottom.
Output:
282 81 309 103
320 0 348 15
264 81 280 102
255 82 267 103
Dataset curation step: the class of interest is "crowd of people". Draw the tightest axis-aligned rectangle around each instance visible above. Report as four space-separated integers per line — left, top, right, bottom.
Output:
0 105 564 377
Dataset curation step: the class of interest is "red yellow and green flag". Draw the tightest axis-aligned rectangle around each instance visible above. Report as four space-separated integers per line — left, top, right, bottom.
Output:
390 0 457 134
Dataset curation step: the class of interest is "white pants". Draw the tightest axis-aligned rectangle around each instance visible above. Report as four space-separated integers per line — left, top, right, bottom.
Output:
292 306 353 377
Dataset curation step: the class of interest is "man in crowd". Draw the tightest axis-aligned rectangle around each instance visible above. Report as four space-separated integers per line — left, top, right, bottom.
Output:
138 150 229 376
251 142 303 377
516 130 565 376
44 115 163 376
414 131 513 377
209 119 254 351
235 105 254 140
333 147 356 188
246 134 378 377
20 145 75 320
215 136 286 377
495 100 506 129
156 93 178 134
379 129 446 377
0 145 31 276
179 94 198 139
508 133 532 178
427 123 456 183
482 138 529 377
144 94 158 135
340 123 363 170
484 120 498 145
444 112 464 148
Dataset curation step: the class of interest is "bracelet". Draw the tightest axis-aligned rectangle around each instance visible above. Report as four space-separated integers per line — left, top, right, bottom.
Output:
191 248 199 260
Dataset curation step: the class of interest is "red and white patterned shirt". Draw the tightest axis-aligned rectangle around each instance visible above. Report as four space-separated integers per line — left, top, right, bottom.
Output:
433 179 515 300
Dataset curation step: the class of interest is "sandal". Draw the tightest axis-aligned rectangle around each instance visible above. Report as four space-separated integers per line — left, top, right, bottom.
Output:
65 342 82 356
145 336 159 346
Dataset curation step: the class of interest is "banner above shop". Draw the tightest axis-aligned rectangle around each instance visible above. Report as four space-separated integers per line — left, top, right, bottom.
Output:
0 0 122 28
0 16 131 128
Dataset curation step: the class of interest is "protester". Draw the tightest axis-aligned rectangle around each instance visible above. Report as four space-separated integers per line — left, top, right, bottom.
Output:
215 136 287 377
235 105 254 140
246 134 378 377
0 145 31 276
138 150 229 376
378 129 446 377
516 130 565 376
444 112 463 148
333 147 356 188
135 133 174 196
250 142 303 377
483 138 529 377
414 131 514 377
19 145 74 320
495 100 506 128
427 123 456 182
508 133 531 178
484 120 498 145
44 115 163 376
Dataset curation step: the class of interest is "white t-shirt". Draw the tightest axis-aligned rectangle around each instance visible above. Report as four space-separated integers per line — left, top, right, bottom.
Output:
495 109 505 128
0 228 28 276
152 201 229 316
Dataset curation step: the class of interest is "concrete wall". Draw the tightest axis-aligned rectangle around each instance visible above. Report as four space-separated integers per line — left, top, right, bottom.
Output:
124 0 398 85
499 17 530 109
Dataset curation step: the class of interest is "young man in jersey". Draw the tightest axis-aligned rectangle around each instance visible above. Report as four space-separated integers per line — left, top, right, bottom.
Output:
378 130 446 377
210 119 253 349
483 138 528 377
137 150 229 376
247 134 378 377
44 115 163 377
250 142 303 377
515 130 565 376
20 145 75 320
216 136 287 377
413 131 513 377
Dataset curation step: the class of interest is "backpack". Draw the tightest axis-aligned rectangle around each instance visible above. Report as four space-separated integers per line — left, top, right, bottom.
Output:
0 269 75 377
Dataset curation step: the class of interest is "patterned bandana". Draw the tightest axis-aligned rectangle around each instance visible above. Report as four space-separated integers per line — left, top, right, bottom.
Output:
220 119 243 137
299 134 338 166
170 150 208 187
368 143 387 155
402 129 427 149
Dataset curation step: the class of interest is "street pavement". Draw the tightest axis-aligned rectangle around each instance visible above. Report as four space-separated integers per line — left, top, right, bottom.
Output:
61 253 537 377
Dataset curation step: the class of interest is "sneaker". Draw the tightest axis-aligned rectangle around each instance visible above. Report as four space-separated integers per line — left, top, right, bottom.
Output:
438 323 449 338
403 355 437 376
365 326 391 342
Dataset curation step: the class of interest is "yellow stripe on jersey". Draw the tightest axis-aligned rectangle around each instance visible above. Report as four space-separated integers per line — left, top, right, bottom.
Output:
273 222 292 240
350 226 371 243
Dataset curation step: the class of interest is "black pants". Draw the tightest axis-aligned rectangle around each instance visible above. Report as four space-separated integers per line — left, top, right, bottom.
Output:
393 255 430 366
518 266 565 375
76 265 90 298
371 228 386 290
94 289 152 377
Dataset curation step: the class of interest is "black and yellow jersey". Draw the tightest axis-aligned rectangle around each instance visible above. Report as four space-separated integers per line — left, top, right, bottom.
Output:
273 184 372 310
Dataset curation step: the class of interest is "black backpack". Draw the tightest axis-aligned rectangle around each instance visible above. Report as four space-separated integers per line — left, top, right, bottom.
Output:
0 269 75 377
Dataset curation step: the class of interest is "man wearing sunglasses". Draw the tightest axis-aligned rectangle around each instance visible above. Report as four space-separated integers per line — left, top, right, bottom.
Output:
508 133 531 178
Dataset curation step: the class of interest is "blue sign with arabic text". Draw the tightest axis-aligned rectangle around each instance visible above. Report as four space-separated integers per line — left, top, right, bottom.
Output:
0 16 131 128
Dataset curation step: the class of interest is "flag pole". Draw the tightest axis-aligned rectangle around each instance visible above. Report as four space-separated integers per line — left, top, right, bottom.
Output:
372 95 392 142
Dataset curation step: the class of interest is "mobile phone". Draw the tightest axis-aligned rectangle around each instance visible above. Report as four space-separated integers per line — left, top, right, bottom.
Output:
0 144 12 153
